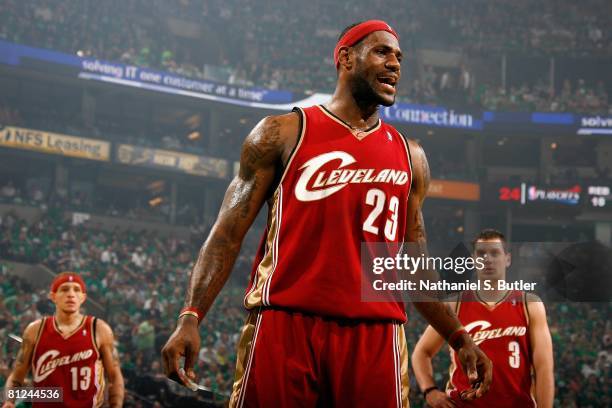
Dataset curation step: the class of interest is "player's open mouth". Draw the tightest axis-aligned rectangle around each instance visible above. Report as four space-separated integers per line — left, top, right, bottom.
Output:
377 76 397 92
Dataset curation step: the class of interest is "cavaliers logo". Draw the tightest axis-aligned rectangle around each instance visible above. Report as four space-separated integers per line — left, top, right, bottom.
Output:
464 320 527 345
294 151 409 202
34 349 94 382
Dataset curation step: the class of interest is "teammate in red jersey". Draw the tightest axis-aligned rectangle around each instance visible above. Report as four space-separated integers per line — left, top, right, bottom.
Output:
162 20 492 407
412 229 554 407
2 272 124 408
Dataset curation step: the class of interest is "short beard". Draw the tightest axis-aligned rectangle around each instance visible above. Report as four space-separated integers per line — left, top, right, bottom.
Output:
349 70 394 108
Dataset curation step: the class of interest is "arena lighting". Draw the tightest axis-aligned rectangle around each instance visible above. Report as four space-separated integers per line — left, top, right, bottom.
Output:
148 197 163 207
187 131 201 140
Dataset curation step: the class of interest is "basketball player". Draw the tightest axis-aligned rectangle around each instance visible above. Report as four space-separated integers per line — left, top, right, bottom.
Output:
411 230 554 407
162 20 492 407
2 272 124 408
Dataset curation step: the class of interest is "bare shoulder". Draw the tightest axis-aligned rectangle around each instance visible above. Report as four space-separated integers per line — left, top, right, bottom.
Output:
241 111 300 171
407 139 428 169
248 112 299 144
405 138 430 194
94 318 115 346
93 319 122 372
15 319 42 365
525 292 543 303
406 138 426 158
524 292 548 323
22 319 43 342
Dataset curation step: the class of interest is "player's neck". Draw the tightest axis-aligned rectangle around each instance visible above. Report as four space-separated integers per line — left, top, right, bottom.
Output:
476 278 508 304
54 310 84 328
476 289 507 304
327 88 380 130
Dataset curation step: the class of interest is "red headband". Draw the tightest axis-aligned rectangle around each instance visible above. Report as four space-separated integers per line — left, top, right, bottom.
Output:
51 273 87 293
334 20 399 67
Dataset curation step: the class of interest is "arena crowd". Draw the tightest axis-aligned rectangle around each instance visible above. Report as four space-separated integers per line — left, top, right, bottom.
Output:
0 0 610 113
0 209 610 406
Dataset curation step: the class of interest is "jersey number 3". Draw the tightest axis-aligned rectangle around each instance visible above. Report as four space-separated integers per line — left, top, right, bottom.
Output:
508 341 521 368
363 189 399 240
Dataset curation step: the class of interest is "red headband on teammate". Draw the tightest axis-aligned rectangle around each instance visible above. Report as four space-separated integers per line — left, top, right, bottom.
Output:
334 20 399 67
50 272 87 293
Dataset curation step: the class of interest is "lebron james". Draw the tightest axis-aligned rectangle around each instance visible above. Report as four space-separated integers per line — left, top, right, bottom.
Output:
163 20 493 407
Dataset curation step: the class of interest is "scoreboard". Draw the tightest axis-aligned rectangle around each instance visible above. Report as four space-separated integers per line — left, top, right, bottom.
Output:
490 182 611 211
587 185 610 208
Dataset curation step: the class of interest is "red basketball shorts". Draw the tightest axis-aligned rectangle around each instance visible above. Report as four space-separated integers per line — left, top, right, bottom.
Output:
229 308 409 407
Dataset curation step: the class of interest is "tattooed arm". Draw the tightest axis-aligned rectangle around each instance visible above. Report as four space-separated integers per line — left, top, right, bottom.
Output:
96 319 124 408
404 140 492 400
2 320 41 408
405 140 463 341
162 112 299 385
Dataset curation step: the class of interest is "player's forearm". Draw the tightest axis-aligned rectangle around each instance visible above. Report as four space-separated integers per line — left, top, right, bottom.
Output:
106 363 125 407
535 379 554 408
183 219 244 317
3 373 24 402
406 229 464 344
534 360 554 407
411 351 437 391
108 379 125 408
4 330 33 401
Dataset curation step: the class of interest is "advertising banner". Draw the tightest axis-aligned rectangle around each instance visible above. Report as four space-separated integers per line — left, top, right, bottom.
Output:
116 144 229 179
79 58 293 104
381 105 483 130
577 116 612 135
2 40 611 134
0 40 294 106
0 126 110 161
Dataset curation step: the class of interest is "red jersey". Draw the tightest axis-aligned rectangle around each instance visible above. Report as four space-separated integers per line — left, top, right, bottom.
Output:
31 316 105 408
244 105 412 321
447 290 535 407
